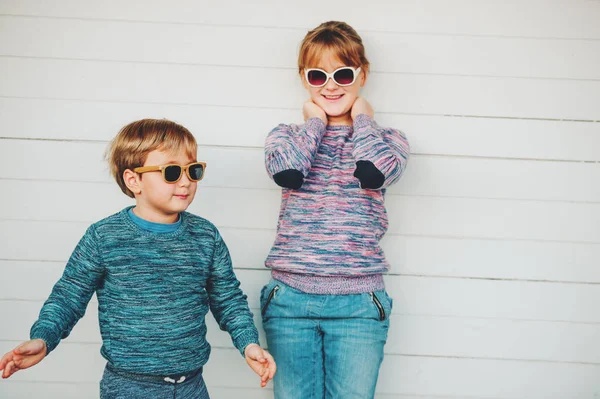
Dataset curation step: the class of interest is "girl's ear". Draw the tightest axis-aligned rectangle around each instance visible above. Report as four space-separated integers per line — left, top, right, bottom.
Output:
123 169 142 195
301 70 311 90
359 69 367 87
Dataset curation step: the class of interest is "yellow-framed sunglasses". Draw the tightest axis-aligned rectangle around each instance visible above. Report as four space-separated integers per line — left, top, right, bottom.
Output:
133 162 206 183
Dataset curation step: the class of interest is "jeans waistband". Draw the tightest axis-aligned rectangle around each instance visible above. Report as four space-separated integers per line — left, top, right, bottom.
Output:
105 363 202 384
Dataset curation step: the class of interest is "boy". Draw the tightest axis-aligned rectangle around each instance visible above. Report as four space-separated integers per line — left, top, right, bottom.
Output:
0 119 275 398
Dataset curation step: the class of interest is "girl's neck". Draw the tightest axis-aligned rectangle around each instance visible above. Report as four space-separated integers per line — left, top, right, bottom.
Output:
327 112 352 126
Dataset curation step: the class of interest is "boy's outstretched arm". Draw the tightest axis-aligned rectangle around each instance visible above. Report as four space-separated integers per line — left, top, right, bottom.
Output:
1 226 104 380
244 343 276 387
0 339 47 379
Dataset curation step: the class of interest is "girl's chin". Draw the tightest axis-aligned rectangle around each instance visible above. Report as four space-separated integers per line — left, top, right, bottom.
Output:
322 106 351 118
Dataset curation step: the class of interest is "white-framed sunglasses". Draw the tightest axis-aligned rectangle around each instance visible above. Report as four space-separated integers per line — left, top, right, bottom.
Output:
304 66 362 88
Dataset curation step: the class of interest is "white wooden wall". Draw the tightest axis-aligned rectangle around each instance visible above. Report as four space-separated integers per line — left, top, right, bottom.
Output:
1 1 599 398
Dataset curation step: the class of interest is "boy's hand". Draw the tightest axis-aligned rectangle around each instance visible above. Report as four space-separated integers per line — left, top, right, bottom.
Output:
351 97 374 120
244 343 276 388
303 100 327 125
0 339 47 379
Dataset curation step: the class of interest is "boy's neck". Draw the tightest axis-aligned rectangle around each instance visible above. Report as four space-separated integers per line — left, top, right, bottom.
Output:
131 206 180 224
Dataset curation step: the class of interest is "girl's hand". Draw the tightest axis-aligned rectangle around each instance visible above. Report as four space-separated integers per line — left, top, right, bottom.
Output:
244 343 276 387
0 339 47 379
351 97 374 120
303 100 327 125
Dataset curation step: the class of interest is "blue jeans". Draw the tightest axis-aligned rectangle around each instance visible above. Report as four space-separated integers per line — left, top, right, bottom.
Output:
261 279 392 399
100 364 210 399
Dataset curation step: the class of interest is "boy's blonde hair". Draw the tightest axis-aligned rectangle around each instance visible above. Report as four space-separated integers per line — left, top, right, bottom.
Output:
298 21 370 75
106 118 197 198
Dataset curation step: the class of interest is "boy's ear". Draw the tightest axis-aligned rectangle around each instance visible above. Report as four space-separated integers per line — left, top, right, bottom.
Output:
123 169 142 195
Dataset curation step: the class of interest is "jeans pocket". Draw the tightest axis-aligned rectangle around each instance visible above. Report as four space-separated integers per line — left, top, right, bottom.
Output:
369 292 386 321
261 284 280 317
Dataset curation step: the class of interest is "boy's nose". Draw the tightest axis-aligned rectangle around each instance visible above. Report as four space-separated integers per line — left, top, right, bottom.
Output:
179 173 191 186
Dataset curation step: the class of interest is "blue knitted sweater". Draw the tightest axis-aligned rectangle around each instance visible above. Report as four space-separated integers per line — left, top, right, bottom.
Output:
30 207 259 375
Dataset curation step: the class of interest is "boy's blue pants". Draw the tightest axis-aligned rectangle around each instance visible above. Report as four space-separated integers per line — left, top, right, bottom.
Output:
100 364 209 399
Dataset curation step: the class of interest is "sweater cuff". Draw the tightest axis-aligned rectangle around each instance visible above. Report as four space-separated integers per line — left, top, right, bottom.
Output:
305 117 327 135
234 329 260 357
30 327 60 355
353 114 374 130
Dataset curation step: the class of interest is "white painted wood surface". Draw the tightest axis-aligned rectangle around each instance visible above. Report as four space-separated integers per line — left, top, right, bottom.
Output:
0 1 599 398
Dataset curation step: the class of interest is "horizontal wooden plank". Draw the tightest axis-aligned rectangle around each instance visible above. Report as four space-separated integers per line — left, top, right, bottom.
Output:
1 16 599 80
245 272 600 323
1 180 598 242
0 342 597 398
0 383 457 399
0 380 506 399
382 235 600 283
0 383 274 399
2 139 599 202
2 222 600 284
1 58 599 120
2 299 598 364
1 0 599 39
2 266 598 323
0 382 102 399
2 97 599 162
375 354 600 398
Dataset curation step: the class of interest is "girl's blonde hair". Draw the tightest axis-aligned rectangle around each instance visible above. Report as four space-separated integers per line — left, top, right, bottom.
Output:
106 119 197 198
298 21 370 75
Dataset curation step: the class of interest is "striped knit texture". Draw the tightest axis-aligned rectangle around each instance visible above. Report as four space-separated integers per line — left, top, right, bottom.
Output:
264 114 410 294
30 207 259 375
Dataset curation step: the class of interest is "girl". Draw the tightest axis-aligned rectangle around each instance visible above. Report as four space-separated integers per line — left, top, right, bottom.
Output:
261 21 410 399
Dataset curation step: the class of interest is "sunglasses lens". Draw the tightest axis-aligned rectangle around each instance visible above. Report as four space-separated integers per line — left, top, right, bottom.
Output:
307 70 327 86
164 165 182 182
188 164 205 181
333 68 355 85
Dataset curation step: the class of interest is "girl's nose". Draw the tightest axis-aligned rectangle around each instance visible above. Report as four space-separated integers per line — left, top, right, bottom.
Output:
324 76 338 90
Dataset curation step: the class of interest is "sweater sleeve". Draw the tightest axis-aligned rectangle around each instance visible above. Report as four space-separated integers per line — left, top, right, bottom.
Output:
351 114 410 189
30 225 105 354
206 228 260 357
264 118 326 179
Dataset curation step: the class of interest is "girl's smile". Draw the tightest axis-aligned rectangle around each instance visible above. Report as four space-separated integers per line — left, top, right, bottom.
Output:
303 49 365 126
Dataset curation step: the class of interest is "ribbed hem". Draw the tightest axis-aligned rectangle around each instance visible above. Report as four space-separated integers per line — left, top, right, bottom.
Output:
272 271 385 294
30 327 60 354
233 330 260 357
353 114 374 130
305 117 327 133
